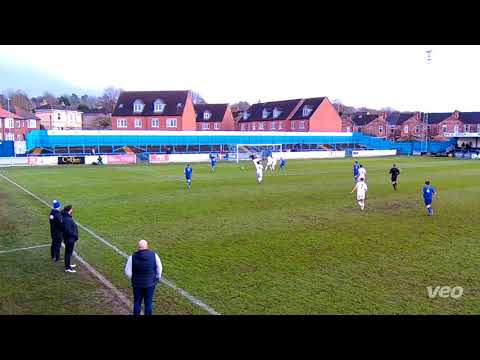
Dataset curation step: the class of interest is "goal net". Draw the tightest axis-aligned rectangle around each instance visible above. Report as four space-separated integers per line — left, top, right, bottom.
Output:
234 144 283 164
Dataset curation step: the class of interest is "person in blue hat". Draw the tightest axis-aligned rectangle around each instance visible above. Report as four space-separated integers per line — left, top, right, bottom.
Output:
49 200 63 262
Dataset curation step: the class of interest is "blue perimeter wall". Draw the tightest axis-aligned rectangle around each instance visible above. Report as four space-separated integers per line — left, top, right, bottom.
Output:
26 130 456 156
0 141 15 157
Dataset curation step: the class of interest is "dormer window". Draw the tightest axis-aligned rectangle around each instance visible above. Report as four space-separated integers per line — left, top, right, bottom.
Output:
133 100 144 113
154 99 166 113
302 106 313 117
118 104 124 109
262 108 270 119
243 112 250 120
273 107 282 119
203 111 212 120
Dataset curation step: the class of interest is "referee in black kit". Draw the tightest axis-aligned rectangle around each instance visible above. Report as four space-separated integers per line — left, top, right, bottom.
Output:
389 164 400 191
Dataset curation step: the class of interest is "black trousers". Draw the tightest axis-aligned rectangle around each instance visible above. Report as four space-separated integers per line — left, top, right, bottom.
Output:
50 236 62 261
64 241 75 270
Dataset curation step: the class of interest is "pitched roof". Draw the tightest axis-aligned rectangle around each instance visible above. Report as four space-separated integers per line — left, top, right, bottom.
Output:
459 112 480 124
34 104 80 111
239 99 301 122
386 112 416 125
12 106 39 120
352 113 380 126
290 97 326 120
112 90 190 117
421 112 453 124
0 108 23 119
194 104 228 122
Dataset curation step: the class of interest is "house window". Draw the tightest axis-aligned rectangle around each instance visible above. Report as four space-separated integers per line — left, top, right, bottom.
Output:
404 125 409 133
390 126 395 133
0 133 2 140
278 122 283 130
134 119 142 128
203 111 212 120
270 122 276 130
28 120 36 128
273 108 282 119
259 122 264 130
202 123 209 130
6 132 14 141
16 134 22 141
299 121 305 129
154 99 166 113
133 100 144 113
303 106 313 118
427 125 431 132
442 125 448 133
214 122 220 130
262 109 270 119
117 119 128 128
5 118 14 129
241 124 246 131
252 123 256 130
166 118 177 128
454 125 459 133
15 120 21 128
346 126 351 132
464 124 470 132
416 125 421 133
57 113 61 120
151 118 160 128
243 112 250 120
291 121 296 130
379 125 384 133
477 124 480 132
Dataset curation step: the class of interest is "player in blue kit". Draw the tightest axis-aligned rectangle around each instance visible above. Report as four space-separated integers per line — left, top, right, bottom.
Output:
209 152 217 173
279 158 286 172
422 180 436 216
184 164 193 190
353 161 360 182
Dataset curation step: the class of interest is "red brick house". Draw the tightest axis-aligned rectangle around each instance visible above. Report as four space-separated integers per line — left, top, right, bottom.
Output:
0 106 40 141
342 113 385 136
195 104 235 131
238 97 342 132
385 112 423 140
111 91 196 131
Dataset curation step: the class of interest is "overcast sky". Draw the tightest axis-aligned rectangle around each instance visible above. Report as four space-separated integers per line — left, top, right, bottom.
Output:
0 45 479 112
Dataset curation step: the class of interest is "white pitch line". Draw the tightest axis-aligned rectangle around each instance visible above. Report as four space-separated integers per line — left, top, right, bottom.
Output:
0 171 220 315
0 244 50 254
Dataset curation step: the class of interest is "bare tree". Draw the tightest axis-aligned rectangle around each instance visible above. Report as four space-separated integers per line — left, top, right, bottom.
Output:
42 91 58 106
97 116 112 129
12 90 33 111
99 87 122 113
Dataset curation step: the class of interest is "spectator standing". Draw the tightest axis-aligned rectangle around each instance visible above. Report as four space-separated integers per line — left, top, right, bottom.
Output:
62 205 79 273
49 200 63 262
125 240 162 315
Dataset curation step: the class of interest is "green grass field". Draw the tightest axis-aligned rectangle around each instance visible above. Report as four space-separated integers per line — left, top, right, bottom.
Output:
1 156 479 314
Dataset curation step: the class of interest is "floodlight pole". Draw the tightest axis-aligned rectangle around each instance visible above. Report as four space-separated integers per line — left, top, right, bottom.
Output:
423 49 432 153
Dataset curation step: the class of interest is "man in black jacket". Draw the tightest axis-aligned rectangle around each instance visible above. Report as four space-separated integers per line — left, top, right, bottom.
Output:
49 199 63 262
62 205 79 273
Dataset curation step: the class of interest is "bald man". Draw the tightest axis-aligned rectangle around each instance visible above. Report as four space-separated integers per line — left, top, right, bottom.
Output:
125 240 163 315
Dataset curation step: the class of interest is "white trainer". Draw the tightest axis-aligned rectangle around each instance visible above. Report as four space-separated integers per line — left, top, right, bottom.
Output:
65 269 77 273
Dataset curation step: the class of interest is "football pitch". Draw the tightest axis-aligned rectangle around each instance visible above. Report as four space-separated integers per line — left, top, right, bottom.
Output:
1 156 479 314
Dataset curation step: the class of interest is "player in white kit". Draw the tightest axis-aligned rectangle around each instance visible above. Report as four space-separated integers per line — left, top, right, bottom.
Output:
254 158 264 184
357 164 367 182
351 177 368 210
